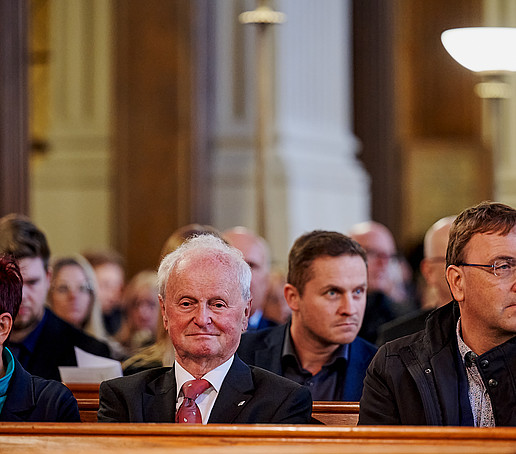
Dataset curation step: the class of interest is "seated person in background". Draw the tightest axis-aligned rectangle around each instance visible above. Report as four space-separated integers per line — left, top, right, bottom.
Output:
0 255 80 422
377 216 455 344
122 319 173 375
262 269 291 325
82 250 125 336
121 224 219 375
223 227 277 330
238 230 377 401
0 214 111 381
349 221 409 344
48 255 108 342
359 202 516 426
114 270 160 358
98 234 312 423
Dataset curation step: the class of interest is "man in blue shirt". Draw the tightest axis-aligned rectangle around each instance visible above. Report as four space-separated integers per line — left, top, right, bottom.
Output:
0 254 79 421
238 230 377 401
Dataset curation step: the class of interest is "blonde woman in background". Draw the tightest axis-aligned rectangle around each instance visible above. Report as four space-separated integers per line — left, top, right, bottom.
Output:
114 270 160 358
47 255 108 342
122 224 220 375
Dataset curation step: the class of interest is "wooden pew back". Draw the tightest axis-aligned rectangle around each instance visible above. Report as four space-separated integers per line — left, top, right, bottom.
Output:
311 401 359 425
2 423 516 453
65 384 100 423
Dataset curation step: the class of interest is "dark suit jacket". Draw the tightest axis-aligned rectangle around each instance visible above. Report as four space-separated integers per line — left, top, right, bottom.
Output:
237 324 377 401
7 308 112 381
0 354 80 422
98 354 312 424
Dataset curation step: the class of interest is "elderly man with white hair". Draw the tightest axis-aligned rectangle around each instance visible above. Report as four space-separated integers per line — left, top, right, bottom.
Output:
98 234 312 424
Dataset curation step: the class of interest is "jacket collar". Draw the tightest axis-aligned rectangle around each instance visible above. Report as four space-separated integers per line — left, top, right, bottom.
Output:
255 324 288 375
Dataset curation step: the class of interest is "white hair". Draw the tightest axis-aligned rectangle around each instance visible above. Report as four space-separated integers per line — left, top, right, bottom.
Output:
157 234 252 301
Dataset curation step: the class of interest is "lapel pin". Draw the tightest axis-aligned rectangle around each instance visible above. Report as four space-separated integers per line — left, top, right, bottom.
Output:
238 400 246 406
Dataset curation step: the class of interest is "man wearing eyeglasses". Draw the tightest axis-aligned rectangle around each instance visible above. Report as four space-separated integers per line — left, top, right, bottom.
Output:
349 221 402 344
359 201 516 426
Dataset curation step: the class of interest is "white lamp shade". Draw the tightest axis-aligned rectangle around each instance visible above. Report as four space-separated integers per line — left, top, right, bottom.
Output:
441 27 516 72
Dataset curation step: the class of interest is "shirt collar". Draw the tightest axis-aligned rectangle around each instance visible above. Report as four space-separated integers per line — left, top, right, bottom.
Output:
456 317 477 366
0 348 15 397
174 355 234 398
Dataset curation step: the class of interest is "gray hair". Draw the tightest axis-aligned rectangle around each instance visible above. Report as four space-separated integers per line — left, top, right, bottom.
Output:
157 234 252 302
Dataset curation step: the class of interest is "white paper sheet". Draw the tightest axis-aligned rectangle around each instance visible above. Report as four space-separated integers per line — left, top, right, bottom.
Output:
59 347 123 383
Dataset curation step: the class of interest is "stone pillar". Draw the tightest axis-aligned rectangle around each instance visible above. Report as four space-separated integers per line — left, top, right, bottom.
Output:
212 0 370 266
0 0 29 216
31 0 112 255
484 0 516 206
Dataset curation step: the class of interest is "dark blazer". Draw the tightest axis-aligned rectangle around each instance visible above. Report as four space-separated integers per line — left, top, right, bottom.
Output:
237 324 377 401
7 308 112 381
0 354 80 422
98 354 312 424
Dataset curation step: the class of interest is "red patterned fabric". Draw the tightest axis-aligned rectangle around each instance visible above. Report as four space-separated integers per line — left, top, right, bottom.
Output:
175 379 211 424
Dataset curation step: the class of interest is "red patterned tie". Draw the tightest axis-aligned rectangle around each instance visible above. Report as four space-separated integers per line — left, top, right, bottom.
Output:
175 379 211 424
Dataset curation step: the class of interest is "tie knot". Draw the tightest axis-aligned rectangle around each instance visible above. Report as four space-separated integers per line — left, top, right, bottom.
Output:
182 379 211 400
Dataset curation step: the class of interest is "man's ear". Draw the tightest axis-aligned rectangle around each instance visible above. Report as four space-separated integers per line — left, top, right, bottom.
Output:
159 294 168 331
446 265 464 302
0 313 13 346
242 299 252 331
284 283 301 312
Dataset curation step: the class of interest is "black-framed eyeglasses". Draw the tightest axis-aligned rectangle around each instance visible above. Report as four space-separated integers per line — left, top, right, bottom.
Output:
457 259 516 278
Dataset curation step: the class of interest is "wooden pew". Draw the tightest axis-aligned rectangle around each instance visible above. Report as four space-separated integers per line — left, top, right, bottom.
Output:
1 423 516 453
65 383 100 400
65 384 100 423
311 401 359 425
76 399 100 423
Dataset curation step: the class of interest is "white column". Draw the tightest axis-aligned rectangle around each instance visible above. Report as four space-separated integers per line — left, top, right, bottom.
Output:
31 0 113 255
484 0 516 206
212 0 370 266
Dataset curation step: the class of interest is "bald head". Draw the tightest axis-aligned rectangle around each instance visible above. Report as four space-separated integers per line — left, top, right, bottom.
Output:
349 221 396 293
223 227 270 315
420 216 455 308
424 216 455 260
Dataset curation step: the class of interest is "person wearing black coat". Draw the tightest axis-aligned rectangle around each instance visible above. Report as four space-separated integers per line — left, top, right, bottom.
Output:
360 202 516 426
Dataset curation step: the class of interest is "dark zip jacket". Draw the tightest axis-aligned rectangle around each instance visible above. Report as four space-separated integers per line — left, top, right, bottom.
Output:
359 301 516 425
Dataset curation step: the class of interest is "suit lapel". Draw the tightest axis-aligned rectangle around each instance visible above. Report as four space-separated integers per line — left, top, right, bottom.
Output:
208 355 254 423
254 324 288 374
142 367 178 422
